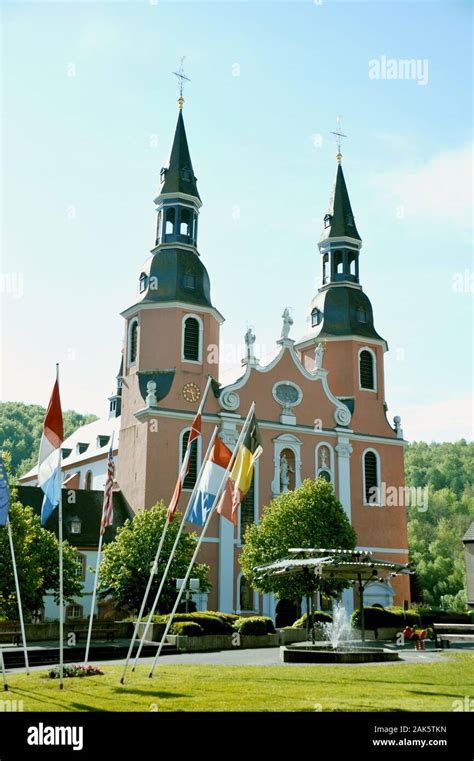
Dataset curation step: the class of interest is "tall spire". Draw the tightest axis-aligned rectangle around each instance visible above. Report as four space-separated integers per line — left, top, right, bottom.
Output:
160 110 201 201
320 162 361 242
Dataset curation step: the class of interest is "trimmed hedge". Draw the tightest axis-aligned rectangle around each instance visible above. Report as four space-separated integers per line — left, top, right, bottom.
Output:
152 612 234 635
169 621 204 637
416 608 471 627
292 611 332 629
206 611 241 624
351 607 421 629
234 617 271 636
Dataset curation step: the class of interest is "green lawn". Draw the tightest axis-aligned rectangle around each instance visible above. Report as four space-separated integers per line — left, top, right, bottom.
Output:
5 654 474 712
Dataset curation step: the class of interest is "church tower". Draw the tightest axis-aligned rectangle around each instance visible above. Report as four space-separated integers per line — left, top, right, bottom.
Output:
296 151 393 439
118 96 224 512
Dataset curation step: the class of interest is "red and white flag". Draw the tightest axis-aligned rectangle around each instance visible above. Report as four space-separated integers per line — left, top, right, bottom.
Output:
100 438 115 535
167 412 201 522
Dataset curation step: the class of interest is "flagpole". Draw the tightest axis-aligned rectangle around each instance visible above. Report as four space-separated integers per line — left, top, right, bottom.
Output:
148 402 255 678
56 364 64 690
0 649 7 691
7 522 29 674
130 426 218 673
119 376 214 684
83 433 115 666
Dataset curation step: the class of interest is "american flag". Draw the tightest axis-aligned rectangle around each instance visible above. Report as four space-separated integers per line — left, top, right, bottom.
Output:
100 439 115 536
167 412 201 522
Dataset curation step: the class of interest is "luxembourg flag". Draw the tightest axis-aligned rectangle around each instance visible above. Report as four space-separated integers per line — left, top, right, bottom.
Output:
187 435 232 526
38 372 64 525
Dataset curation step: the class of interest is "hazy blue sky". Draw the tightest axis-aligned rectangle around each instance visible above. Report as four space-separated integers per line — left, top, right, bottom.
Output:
1 0 472 441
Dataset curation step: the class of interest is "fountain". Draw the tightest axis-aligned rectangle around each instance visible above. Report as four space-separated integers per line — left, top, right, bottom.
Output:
281 602 400 664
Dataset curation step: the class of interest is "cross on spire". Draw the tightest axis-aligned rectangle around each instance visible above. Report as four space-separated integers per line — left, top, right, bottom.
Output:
330 115 347 163
172 56 191 109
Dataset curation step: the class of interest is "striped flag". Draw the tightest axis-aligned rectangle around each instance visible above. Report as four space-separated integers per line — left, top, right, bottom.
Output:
38 376 64 525
100 439 115 536
217 414 262 525
187 434 232 526
167 412 201 522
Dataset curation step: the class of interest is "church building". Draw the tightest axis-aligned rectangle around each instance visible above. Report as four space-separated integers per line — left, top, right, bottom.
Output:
20 95 410 622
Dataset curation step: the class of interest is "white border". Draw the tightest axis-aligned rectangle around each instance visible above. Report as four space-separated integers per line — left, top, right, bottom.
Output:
358 346 377 392
127 317 139 367
181 313 204 364
315 441 335 483
362 447 381 506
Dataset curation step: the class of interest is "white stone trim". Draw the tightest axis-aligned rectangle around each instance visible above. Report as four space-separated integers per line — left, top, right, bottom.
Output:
335 432 352 520
181 313 204 364
362 447 381 506
315 441 335 483
271 433 302 497
121 300 225 326
358 346 378 392
295 334 388 353
153 190 203 209
126 317 139 367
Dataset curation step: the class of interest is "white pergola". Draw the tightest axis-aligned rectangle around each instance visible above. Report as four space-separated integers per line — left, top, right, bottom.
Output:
254 548 412 641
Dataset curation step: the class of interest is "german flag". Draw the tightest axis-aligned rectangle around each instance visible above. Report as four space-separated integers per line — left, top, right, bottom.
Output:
217 414 262 525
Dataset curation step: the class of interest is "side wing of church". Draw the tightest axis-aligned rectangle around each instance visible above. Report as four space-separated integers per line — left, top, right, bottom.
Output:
20 97 410 622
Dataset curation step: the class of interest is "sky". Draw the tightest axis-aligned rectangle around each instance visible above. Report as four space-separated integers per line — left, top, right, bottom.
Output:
1 0 472 442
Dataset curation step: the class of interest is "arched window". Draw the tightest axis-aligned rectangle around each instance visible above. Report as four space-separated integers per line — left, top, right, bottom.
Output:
315 442 334 485
322 253 329 284
363 450 380 505
84 471 92 491
359 348 376 390
334 249 343 274
180 207 192 237
156 210 162 245
180 429 199 490
165 207 175 236
139 273 148 293
239 576 254 612
128 319 139 365
182 315 202 362
311 308 322 327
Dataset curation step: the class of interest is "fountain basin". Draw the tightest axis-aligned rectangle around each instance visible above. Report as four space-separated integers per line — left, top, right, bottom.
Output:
280 644 400 664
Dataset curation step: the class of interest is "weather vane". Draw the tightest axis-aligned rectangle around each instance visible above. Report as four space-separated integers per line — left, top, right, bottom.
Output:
330 115 347 163
172 56 191 109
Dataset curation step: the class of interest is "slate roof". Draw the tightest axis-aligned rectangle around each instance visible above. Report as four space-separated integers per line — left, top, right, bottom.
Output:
17 486 132 549
463 521 474 543
320 163 361 242
160 110 201 201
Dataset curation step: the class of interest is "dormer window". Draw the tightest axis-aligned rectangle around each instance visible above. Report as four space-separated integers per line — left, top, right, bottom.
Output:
357 307 367 324
324 214 332 229
61 448 72 459
139 273 148 293
160 167 167 183
346 213 354 226
77 443 89 455
69 517 82 535
311 308 323 327
183 272 196 290
181 167 192 182
97 436 110 449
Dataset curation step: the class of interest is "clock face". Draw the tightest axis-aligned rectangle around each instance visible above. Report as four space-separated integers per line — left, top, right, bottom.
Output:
182 382 201 403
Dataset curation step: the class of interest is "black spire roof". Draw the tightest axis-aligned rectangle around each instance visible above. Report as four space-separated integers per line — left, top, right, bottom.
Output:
320 163 361 242
160 110 201 201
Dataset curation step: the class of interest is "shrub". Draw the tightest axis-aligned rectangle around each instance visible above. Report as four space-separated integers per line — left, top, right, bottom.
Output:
292 611 332 629
206 611 240 624
416 608 471 627
351 607 421 630
234 617 270 636
169 621 203 637
151 612 233 635
386 606 421 626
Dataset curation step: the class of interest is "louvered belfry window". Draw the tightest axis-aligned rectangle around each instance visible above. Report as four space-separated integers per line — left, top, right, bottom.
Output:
239 473 255 542
364 451 378 503
183 317 200 361
360 349 375 389
182 431 198 489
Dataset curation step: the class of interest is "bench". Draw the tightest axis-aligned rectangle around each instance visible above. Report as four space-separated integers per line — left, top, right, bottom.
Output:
433 623 474 649
0 627 21 646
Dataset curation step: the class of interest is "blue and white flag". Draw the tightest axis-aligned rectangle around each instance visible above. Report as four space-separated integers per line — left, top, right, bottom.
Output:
0 455 11 527
187 435 232 526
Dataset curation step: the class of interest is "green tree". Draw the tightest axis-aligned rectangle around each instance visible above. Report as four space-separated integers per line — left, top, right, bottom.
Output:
0 501 83 620
98 503 210 614
240 478 356 604
0 401 97 476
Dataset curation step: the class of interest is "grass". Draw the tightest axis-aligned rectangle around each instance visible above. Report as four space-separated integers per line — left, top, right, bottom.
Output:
4 653 473 712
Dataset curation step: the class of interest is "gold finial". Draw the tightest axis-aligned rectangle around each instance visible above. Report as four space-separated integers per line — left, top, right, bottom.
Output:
173 56 191 109
330 115 347 163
